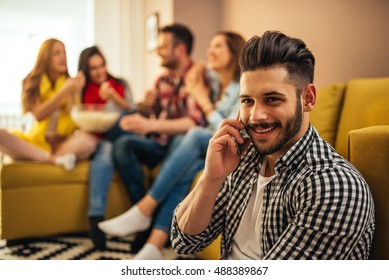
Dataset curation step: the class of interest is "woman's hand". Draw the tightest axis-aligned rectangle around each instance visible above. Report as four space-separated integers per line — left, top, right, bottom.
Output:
73 72 86 92
61 71 85 97
29 72 85 121
185 62 213 113
99 81 115 100
186 76 210 103
66 72 85 109
185 61 206 85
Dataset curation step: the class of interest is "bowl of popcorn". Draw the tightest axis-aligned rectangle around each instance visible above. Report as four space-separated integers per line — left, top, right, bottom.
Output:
71 104 121 133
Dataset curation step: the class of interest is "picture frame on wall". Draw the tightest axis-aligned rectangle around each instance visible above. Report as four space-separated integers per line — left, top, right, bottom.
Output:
146 12 159 51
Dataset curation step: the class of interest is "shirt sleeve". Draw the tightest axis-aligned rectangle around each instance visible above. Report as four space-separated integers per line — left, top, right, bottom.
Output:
185 93 207 127
171 180 230 256
207 81 240 132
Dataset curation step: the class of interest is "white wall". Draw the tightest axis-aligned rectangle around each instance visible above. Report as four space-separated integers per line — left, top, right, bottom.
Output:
94 0 171 102
143 0 174 95
173 0 222 61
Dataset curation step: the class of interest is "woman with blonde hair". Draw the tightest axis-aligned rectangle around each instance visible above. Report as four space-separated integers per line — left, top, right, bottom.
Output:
0 38 98 170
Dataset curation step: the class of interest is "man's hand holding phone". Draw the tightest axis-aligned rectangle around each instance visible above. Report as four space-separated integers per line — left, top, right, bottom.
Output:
203 117 251 186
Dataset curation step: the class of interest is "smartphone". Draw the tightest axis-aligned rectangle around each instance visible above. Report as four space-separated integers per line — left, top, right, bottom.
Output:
236 125 249 155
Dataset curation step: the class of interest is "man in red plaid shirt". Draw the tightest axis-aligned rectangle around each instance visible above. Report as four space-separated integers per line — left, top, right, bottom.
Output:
98 24 207 259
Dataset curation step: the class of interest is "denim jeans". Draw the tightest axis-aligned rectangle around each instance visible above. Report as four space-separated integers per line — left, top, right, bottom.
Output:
112 133 169 206
94 127 212 235
88 111 134 218
103 111 133 142
88 140 115 217
147 127 212 233
87 111 176 219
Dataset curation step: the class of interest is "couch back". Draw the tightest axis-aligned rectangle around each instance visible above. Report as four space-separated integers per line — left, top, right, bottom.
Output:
348 126 389 260
310 83 346 148
335 77 389 158
311 77 389 159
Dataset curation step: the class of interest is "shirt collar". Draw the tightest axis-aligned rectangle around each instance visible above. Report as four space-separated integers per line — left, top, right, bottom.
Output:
275 125 315 172
166 60 193 81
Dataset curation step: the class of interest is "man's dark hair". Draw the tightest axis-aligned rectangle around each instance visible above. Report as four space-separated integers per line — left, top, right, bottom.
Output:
240 31 315 94
160 23 194 55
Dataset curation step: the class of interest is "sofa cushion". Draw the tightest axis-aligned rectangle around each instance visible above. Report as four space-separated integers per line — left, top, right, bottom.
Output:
310 83 346 147
348 126 389 259
0 159 135 240
336 77 389 158
1 160 90 188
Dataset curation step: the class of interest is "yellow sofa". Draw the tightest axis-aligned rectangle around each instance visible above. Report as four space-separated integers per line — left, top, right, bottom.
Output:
348 126 389 260
1 76 389 260
0 159 134 240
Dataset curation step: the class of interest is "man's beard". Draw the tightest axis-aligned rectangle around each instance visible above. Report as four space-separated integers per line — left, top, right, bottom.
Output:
247 99 303 155
161 56 178 69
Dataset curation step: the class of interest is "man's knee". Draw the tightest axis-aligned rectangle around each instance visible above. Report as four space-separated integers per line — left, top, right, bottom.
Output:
112 135 135 163
185 127 210 146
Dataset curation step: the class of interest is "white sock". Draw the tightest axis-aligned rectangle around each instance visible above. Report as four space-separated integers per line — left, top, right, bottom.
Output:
54 153 76 171
133 243 163 260
98 206 152 237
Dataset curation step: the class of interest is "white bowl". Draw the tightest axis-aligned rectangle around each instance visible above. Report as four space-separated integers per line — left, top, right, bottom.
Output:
71 104 120 133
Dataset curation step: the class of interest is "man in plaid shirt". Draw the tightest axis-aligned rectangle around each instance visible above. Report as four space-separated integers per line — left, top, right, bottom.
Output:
97 24 206 259
171 31 375 260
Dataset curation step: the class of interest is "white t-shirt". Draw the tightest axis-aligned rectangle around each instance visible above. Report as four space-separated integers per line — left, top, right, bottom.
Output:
227 159 275 260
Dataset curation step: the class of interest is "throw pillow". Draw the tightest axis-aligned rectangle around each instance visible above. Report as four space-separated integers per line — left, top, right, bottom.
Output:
310 83 346 147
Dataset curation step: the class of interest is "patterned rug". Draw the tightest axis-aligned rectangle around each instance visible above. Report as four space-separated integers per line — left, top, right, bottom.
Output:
0 233 184 260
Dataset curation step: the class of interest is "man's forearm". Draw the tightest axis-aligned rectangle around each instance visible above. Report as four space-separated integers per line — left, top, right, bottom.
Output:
150 117 196 135
175 175 223 235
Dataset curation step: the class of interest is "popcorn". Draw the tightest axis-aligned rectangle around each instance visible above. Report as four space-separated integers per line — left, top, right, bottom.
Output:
71 105 120 133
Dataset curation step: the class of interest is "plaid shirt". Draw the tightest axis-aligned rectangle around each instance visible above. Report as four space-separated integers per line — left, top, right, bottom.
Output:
149 63 206 146
171 125 375 259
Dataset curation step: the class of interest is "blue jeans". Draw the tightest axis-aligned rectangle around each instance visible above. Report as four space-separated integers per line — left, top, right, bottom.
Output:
146 127 212 233
88 140 115 217
103 111 133 141
88 112 134 218
113 133 169 206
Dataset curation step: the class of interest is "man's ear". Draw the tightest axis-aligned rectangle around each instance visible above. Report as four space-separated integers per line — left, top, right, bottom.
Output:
174 43 184 55
302 83 316 112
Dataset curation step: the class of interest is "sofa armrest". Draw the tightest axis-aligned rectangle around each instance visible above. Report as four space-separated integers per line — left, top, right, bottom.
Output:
348 125 389 260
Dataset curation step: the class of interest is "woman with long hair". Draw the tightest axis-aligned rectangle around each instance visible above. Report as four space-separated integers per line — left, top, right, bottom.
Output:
0 38 97 170
77 46 134 250
78 46 132 111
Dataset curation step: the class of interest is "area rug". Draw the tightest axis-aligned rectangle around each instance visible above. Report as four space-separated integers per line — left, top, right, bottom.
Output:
0 233 182 260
